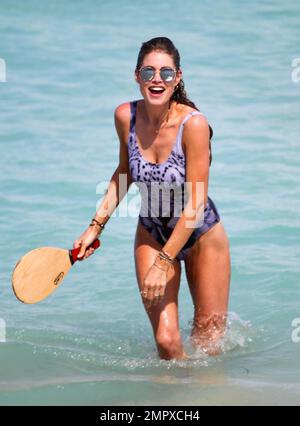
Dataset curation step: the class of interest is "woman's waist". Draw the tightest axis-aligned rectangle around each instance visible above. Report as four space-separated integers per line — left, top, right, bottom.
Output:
139 195 215 225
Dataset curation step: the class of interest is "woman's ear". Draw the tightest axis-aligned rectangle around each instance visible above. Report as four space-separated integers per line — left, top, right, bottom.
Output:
176 68 182 85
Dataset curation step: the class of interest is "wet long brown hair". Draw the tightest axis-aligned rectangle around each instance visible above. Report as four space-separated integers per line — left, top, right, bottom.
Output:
135 36 213 165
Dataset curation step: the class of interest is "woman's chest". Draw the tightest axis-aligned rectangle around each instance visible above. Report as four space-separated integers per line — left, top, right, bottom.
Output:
135 120 183 165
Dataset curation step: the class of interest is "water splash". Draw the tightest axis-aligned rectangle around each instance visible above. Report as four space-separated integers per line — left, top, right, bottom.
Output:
9 312 260 377
183 311 256 362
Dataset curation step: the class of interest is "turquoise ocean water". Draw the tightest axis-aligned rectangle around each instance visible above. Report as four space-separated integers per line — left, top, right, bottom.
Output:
0 0 300 405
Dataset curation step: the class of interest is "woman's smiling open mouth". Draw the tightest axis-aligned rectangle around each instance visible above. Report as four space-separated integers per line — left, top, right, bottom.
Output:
148 86 166 97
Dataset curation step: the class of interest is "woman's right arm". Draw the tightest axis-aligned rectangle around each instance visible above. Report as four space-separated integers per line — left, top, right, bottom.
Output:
74 102 133 260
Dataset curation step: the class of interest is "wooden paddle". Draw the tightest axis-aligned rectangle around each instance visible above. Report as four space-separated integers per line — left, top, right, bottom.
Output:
11 239 100 304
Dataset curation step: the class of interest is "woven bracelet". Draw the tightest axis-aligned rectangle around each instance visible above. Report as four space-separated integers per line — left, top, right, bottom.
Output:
90 218 105 230
159 250 176 264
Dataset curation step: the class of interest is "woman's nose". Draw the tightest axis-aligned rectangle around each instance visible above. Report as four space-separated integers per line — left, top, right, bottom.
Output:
152 70 162 82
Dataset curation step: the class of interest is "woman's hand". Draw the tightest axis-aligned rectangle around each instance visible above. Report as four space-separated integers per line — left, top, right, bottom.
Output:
141 258 170 309
73 226 101 260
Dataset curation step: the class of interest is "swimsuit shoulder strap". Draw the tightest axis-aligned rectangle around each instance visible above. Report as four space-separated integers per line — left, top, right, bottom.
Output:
175 110 205 156
128 101 138 154
182 110 204 126
129 100 138 133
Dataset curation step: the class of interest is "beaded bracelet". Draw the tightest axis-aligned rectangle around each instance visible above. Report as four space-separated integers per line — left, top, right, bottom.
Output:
158 249 176 265
155 254 174 270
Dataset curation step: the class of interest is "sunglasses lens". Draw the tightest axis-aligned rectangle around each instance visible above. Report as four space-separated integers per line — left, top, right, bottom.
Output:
140 67 154 81
161 68 175 82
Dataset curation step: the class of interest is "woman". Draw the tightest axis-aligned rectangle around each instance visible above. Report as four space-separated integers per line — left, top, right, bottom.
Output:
74 37 231 360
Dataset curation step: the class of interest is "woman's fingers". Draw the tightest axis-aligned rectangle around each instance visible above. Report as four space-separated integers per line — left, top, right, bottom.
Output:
152 292 161 307
73 225 101 260
82 247 95 259
141 283 166 308
141 289 148 298
77 242 87 259
73 239 82 249
77 246 96 261
141 265 168 308
158 284 165 298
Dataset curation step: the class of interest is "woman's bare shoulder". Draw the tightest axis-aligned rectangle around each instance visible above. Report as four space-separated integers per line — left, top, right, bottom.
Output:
114 101 131 125
175 102 198 116
114 101 134 145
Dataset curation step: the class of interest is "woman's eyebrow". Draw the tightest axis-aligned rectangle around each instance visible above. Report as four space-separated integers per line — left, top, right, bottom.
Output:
143 65 173 69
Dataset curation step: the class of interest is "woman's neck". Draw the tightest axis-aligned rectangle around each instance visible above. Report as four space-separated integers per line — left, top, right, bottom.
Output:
142 99 173 128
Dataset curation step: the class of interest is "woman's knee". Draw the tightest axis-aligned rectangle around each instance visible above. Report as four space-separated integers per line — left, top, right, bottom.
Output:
155 329 183 359
191 312 227 355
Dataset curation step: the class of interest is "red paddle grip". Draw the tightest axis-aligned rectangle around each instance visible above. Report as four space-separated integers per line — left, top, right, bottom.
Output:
69 239 100 264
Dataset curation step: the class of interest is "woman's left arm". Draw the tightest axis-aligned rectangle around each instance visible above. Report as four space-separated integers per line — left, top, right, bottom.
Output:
162 114 211 259
141 115 211 307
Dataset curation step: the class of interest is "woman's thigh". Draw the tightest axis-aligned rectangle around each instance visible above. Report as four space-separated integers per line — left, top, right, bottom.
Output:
134 220 182 338
184 221 231 335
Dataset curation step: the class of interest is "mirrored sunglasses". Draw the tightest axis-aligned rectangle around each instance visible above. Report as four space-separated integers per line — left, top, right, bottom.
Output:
139 66 176 83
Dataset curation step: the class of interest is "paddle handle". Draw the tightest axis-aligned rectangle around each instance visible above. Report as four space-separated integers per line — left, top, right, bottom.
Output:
69 239 100 264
